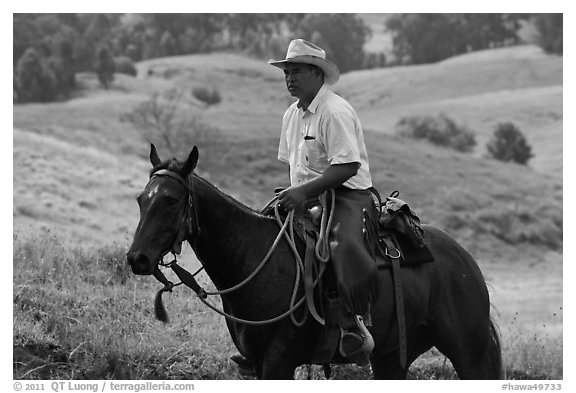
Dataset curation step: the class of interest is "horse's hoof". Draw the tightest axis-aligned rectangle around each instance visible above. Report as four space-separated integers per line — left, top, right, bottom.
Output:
230 355 256 378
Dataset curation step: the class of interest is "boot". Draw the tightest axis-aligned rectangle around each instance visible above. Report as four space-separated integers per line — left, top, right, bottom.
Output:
339 314 375 366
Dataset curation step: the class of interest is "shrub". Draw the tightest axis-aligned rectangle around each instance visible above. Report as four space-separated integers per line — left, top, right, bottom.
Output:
396 113 477 152
114 56 137 76
191 86 222 106
486 122 534 165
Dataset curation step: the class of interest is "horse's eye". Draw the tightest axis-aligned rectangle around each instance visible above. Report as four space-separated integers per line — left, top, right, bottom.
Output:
164 195 180 205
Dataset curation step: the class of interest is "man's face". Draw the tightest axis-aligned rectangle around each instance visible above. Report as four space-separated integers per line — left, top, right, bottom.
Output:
283 63 322 101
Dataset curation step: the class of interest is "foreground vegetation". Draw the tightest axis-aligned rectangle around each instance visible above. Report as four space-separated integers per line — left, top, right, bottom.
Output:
13 219 562 380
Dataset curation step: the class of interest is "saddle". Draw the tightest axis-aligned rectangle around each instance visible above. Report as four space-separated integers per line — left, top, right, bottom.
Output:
374 190 434 267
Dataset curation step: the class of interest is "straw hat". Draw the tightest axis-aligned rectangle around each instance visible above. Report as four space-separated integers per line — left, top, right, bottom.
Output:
268 39 340 85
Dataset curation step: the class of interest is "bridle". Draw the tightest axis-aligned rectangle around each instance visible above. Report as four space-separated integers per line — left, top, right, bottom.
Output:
153 169 202 252
145 168 315 326
146 169 207 310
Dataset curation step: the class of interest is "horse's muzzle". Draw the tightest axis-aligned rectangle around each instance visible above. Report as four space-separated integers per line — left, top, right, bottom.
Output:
126 252 155 275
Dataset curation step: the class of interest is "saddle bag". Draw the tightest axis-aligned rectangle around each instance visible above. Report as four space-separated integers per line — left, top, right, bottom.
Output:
378 191 425 248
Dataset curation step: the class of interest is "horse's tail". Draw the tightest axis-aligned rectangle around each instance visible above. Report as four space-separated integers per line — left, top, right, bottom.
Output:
484 317 504 379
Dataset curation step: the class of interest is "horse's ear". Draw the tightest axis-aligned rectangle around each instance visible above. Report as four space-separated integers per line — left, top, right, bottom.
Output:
182 146 199 175
150 143 162 167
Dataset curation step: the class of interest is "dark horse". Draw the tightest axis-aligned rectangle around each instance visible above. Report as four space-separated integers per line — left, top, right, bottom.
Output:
126 144 502 379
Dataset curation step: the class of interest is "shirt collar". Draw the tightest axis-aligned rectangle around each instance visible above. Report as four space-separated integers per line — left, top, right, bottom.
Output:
297 84 328 114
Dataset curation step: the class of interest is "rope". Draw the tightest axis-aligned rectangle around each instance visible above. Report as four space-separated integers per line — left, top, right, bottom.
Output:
189 200 309 326
159 191 336 326
315 190 335 263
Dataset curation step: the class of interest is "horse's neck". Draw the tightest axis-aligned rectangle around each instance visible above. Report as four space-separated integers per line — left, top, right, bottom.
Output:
190 176 273 288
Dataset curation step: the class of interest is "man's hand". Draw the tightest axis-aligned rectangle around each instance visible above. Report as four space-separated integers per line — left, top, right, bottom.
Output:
276 162 360 211
276 185 308 212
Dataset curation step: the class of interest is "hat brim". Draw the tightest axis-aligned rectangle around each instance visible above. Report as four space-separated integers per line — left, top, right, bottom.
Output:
268 55 340 85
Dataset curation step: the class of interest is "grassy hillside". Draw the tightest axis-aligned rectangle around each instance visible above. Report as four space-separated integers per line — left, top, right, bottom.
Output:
339 45 562 174
13 45 562 379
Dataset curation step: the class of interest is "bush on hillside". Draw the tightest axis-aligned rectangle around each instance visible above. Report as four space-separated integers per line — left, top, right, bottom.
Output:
191 86 222 107
114 56 137 76
486 122 534 165
396 113 477 153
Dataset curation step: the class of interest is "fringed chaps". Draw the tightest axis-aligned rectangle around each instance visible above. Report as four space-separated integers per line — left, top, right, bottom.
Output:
331 188 381 314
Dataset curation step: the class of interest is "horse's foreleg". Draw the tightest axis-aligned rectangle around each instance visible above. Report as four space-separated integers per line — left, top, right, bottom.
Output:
370 351 408 380
259 337 302 379
260 362 297 380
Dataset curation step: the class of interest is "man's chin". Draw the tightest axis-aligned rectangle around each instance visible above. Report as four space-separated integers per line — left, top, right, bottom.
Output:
287 87 299 97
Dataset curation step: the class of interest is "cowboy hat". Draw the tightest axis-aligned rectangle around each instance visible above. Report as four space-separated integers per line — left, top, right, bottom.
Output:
268 39 340 85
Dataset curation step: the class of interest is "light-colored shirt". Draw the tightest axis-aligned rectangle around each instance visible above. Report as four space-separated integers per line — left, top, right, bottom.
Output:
278 84 372 190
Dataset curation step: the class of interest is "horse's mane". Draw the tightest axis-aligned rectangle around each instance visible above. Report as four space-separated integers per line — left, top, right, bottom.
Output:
151 158 271 220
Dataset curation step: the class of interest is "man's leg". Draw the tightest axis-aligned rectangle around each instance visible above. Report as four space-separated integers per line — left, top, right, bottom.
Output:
330 190 379 366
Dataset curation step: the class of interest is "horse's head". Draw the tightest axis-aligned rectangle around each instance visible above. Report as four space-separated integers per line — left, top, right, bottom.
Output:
126 144 199 275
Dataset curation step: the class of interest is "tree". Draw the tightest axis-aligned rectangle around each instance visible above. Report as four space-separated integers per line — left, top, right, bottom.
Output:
159 31 177 57
13 14 40 66
295 14 370 73
385 14 459 64
533 14 563 55
95 45 115 89
48 32 77 96
385 13 527 64
120 89 218 156
486 122 534 165
15 47 58 102
75 14 116 71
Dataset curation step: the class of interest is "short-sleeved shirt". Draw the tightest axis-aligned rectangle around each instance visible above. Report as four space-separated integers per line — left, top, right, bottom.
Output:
278 84 372 190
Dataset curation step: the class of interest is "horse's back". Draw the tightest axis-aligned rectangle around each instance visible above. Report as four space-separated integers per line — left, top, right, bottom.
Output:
420 224 490 304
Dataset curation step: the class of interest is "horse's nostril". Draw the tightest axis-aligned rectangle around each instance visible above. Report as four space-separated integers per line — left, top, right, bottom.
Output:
126 252 151 274
126 252 136 266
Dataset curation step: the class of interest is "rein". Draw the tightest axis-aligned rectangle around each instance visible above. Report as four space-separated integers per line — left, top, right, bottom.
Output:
150 169 334 326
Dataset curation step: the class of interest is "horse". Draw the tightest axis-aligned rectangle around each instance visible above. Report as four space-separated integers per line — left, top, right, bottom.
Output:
126 144 503 380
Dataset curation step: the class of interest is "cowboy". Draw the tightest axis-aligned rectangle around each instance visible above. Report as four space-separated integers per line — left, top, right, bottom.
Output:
269 39 380 366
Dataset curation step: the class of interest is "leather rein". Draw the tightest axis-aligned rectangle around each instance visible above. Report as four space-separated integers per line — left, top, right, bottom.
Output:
149 169 313 326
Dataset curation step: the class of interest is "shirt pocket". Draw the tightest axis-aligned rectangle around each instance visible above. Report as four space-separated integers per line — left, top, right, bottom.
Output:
304 138 329 173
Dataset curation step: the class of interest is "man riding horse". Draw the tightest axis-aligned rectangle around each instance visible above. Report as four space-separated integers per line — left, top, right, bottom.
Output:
268 38 380 366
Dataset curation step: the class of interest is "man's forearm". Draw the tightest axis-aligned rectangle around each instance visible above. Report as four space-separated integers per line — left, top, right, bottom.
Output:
277 162 360 211
300 162 359 197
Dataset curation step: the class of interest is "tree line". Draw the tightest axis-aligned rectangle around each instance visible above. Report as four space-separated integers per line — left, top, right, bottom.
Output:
14 13 562 103
385 13 562 65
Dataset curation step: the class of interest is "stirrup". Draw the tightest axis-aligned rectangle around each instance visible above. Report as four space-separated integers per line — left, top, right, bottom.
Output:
339 315 375 366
